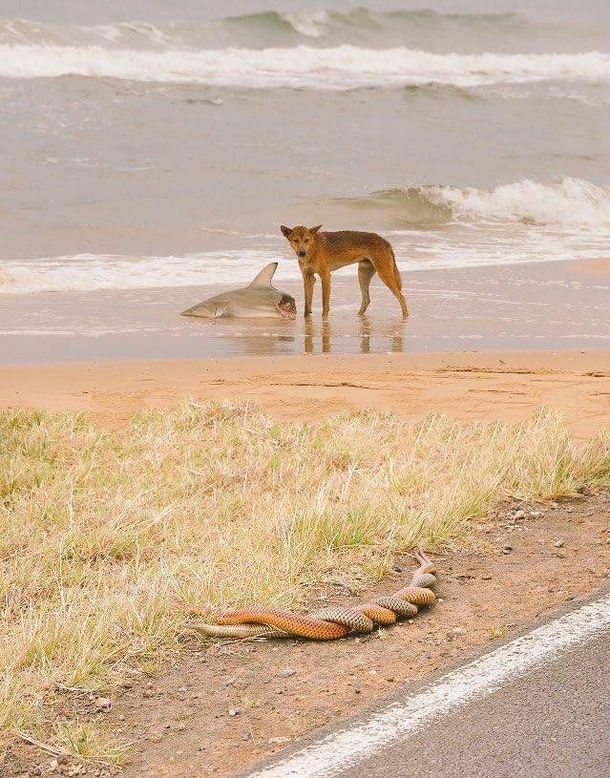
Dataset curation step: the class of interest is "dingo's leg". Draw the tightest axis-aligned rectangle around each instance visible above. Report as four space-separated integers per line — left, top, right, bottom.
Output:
372 253 409 318
320 271 331 318
303 272 315 317
357 259 376 316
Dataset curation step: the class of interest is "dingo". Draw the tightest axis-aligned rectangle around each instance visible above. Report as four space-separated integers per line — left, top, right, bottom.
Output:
280 225 408 318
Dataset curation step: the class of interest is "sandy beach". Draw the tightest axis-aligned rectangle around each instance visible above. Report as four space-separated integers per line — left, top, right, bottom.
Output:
2 350 610 440
3 257 609 435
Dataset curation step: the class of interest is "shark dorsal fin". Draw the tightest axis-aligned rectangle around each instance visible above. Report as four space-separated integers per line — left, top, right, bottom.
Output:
248 262 278 288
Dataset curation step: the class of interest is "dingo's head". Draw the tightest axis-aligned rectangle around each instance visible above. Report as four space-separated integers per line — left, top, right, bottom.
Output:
280 224 322 259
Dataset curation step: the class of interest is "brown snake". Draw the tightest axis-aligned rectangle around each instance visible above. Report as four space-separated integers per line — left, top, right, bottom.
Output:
177 547 437 640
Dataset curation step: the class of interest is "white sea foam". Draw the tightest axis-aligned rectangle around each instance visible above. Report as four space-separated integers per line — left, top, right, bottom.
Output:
1 230 607 297
420 178 610 228
1 44 609 89
0 250 290 295
2 179 608 296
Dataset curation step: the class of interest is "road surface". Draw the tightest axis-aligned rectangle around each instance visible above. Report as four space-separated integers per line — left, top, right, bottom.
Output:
243 590 610 778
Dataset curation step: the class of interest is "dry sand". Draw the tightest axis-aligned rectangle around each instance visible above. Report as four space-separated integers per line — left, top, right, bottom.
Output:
1 350 610 440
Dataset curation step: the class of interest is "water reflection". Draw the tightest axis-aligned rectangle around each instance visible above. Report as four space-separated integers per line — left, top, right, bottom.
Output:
302 315 407 355
177 291 411 357
178 316 296 357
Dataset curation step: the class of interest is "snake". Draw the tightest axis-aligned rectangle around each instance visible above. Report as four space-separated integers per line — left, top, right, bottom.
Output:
177 547 437 640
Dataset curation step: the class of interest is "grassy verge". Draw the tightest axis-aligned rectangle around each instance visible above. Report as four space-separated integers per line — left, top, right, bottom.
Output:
1 402 609 759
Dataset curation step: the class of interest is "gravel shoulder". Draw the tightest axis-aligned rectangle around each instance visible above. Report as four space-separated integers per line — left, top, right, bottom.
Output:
5 491 609 778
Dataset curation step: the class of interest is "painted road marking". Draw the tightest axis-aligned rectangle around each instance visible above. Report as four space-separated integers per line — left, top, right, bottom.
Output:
245 591 610 778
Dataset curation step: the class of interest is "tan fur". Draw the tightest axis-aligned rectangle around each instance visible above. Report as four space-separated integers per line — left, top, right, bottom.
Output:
280 225 408 318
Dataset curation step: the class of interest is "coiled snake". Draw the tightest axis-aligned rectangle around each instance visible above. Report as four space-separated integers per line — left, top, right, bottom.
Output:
178 547 437 640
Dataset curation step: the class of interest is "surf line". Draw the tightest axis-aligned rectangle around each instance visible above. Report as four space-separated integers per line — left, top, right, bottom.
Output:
245 590 610 778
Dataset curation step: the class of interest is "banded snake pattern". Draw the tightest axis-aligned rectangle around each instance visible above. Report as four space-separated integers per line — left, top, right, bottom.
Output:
177 547 437 640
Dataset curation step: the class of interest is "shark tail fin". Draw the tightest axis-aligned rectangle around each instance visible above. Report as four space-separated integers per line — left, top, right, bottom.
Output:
248 262 278 288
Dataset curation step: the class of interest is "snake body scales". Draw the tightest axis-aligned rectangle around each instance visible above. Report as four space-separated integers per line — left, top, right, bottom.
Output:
183 547 437 640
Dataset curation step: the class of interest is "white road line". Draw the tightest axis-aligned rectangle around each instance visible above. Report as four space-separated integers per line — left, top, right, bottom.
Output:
245 591 610 778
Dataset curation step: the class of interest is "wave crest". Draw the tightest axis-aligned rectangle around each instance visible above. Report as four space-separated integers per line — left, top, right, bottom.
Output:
436 178 610 227
0 9 521 49
280 11 330 38
229 10 331 39
228 8 520 39
336 179 610 228
353 179 610 228
0 18 180 47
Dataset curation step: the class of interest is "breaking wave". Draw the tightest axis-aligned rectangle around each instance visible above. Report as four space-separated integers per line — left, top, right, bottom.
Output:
354 178 610 228
0 18 182 48
2 179 608 296
229 10 331 39
1 44 609 89
229 8 520 39
0 10 522 48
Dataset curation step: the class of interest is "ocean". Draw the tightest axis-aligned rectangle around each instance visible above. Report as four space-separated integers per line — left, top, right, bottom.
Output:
0 0 609 357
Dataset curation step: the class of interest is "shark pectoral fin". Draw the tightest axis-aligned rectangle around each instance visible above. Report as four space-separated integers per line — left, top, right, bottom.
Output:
214 305 230 318
248 262 278 288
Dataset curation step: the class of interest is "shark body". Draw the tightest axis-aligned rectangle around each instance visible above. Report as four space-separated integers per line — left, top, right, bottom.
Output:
181 263 296 320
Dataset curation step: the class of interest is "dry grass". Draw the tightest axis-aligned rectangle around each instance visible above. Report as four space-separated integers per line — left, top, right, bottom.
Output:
1 402 609 758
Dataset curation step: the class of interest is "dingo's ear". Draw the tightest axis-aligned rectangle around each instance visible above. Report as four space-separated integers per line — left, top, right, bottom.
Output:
280 225 293 238
310 225 322 234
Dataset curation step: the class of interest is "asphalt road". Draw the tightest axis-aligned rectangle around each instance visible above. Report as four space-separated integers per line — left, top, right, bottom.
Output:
244 592 610 778
340 631 610 778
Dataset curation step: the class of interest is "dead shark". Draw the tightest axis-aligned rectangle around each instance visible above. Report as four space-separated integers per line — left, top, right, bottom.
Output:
181 262 296 320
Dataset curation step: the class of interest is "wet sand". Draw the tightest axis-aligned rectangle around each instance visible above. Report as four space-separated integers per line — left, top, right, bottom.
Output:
2 257 609 439
2 350 610 441
1 257 609 364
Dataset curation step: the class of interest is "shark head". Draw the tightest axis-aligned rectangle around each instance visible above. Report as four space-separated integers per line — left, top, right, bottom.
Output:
248 263 296 319
275 293 297 319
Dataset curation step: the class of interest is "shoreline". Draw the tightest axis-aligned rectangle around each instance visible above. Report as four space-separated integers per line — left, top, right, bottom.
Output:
2 257 609 364
2 350 610 440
